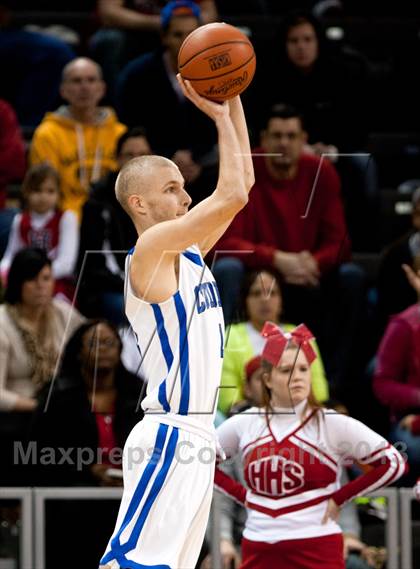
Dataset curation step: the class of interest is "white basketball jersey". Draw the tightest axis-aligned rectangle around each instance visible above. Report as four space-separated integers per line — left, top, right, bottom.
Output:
125 244 225 429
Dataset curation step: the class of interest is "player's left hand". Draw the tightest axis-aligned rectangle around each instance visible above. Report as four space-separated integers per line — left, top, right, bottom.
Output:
321 497 340 524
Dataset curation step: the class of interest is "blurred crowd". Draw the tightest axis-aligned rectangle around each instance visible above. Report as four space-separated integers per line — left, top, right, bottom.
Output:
1 1 420 567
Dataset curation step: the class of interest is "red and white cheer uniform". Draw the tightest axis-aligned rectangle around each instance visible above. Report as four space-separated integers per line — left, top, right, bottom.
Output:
215 400 406 568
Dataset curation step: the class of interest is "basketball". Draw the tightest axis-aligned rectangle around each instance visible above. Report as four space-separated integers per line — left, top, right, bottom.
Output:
178 22 256 102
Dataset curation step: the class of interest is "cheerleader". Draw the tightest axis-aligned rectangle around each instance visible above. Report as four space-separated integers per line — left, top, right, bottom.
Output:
215 322 406 569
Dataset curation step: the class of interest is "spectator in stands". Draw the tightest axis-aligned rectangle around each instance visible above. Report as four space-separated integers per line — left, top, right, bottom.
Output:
78 127 151 322
0 163 79 301
91 0 218 100
252 12 377 250
30 319 145 486
218 268 329 416
258 12 371 154
373 256 420 484
0 247 83 485
28 318 145 565
0 2 75 126
213 103 365 394
376 187 420 331
0 247 83 412
116 1 218 205
0 99 26 207
30 57 126 218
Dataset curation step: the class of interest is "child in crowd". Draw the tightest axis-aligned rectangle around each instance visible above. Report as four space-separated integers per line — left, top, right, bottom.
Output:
0 163 79 301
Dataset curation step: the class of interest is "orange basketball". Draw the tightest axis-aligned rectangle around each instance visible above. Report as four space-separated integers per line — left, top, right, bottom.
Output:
178 22 256 102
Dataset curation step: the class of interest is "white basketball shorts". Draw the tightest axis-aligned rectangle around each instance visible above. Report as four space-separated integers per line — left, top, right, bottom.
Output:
100 415 216 569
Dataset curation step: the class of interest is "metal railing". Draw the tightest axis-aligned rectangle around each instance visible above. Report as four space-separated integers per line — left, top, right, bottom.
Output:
33 487 123 569
0 488 33 569
400 487 417 569
0 486 416 569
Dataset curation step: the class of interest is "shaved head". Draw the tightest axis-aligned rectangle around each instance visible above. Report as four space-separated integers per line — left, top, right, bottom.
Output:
115 155 176 215
61 57 103 83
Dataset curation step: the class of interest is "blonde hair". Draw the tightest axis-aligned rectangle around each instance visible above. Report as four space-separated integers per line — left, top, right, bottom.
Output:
115 155 174 215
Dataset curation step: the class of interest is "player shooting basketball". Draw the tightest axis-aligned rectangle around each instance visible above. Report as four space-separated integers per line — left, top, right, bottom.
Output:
99 72 254 568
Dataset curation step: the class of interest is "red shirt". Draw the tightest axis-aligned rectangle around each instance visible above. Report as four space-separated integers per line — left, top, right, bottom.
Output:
20 210 62 251
0 99 26 206
213 151 351 274
373 303 420 416
95 411 118 466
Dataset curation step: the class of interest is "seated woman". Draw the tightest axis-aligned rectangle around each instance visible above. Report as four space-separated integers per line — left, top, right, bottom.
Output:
215 322 406 569
0 247 83 484
28 319 146 566
373 259 420 484
218 268 329 416
0 247 83 413
30 319 146 486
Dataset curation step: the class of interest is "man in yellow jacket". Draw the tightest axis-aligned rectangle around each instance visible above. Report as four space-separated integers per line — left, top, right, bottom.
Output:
30 57 126 218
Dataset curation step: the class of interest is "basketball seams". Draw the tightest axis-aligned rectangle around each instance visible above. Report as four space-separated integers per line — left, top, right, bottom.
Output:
177 22 247 61
179 40 253 70
180 53 256 82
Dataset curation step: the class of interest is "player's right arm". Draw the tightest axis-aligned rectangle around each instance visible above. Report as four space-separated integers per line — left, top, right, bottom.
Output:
131 80 248 302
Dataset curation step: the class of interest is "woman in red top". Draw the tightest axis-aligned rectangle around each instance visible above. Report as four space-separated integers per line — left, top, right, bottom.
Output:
215 323 406 569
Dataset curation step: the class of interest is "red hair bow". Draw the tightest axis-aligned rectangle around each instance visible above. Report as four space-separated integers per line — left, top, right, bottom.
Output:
261 322 317 366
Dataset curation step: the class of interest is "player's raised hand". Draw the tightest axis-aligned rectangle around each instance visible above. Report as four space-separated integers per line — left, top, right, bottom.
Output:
177 74 229 121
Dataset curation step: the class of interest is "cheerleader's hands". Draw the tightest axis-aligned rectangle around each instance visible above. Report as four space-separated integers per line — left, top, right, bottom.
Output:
322 498 340 524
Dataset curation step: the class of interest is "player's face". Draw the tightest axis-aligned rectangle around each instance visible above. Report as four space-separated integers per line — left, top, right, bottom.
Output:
60 61 105 110
163 16 200 62
81 323 121 373
246 272 282 327
146 165 192 223
261 117 306 169
26 176 59 214
118 136 152 168
286 22 319 69
265 348 311 407
21 264 54 308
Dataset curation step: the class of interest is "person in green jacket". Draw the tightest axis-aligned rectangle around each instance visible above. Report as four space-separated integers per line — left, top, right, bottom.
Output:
218 268 329 416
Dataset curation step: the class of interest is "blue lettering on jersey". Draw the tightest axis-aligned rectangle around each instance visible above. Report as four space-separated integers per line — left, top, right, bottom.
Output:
195 281 222 314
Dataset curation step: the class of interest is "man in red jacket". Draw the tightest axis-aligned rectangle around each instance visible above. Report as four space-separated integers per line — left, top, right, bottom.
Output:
212 104 365 392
